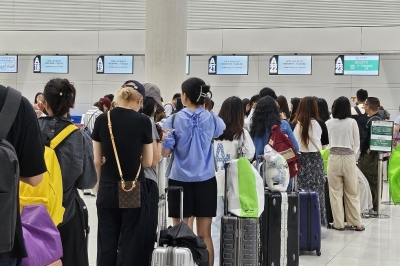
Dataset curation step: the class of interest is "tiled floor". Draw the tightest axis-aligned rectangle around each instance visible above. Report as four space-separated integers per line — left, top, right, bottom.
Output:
85 183 400 266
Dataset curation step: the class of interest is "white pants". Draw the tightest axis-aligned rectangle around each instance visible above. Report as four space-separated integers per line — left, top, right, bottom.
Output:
211 196 224 266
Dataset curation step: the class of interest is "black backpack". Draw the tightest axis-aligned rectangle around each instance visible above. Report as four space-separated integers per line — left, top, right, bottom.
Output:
353 106 370 143
360 115 382 146
0 87 21 253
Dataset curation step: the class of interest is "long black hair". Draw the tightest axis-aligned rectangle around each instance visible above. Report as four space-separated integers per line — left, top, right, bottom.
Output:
217 96 244 141
141 97 157 117
242 98 250 117
290 97 301 122
250 96 281 138
316 98 330 122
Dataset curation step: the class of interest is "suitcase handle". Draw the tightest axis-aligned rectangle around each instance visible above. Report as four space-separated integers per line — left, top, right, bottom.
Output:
224 163 230 216
165 186 184 222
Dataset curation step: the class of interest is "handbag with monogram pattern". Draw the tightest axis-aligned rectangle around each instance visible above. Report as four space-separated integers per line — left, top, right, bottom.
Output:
107 111 141 208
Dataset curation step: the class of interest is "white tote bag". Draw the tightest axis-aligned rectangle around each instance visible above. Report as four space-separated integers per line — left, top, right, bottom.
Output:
226 157 264 218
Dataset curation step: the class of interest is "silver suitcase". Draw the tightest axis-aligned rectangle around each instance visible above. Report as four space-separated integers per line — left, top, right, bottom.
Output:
151 246 195 266
151 187 197 266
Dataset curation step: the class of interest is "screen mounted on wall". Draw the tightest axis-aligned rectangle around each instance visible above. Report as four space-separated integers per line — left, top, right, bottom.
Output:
96 56 133 74
335 55 379 76
0 55 18 73
269 55 312 75
208 55 248 75
33 55 69 74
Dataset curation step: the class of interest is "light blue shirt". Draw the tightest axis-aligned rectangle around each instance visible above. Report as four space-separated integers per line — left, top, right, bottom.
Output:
162 107 226 182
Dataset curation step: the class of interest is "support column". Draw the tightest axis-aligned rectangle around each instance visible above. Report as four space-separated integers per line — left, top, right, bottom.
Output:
145 0 187 102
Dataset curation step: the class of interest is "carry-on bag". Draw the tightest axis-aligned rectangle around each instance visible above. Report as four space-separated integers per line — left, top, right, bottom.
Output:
220 163 260 266
21 205 63 266
152 187 205 266
299 191 322 256
261 190 300 266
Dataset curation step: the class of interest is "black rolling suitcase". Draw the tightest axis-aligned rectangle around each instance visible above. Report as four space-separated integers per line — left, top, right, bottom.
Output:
220 163 260 266
261 191 300 266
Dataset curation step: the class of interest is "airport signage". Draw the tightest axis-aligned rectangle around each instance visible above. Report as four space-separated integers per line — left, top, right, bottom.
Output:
335 55 379 76
96 56 133 74
269 55 312 75
208 56 248 75
370 121 394 152
34 55 69 74
0 55 18 73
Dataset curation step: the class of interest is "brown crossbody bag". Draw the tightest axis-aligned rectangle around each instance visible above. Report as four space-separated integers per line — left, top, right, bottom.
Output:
107 111 141 208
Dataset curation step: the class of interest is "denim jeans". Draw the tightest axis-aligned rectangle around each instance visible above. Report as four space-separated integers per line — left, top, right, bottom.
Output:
0 258 17 266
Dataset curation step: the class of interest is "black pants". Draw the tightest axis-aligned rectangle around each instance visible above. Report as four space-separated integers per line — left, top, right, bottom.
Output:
97 179 158 266
58 202 89 266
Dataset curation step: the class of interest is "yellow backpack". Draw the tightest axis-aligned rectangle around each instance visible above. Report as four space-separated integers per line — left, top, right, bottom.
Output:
19 125 78 226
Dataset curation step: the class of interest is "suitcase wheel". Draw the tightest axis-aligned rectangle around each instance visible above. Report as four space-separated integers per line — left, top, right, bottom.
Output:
316 249 321 256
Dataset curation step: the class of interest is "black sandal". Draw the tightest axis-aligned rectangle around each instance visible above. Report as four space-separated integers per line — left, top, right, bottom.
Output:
345 225 365 231
327 224 344 231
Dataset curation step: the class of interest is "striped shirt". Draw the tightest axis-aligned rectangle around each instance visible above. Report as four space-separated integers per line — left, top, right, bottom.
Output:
82 107 102 134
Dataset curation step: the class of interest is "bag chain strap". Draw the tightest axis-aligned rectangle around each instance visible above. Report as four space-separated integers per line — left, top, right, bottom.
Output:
107 111 141 192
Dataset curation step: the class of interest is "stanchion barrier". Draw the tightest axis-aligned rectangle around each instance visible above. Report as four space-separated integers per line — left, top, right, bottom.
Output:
382 152 394 205
156 157 169 243
157 157 168 197
370 152 390 219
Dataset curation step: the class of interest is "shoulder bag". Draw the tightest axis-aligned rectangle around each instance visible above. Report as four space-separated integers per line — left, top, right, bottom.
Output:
107 111 141 208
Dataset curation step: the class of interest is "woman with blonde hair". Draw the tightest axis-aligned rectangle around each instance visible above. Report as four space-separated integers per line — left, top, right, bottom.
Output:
92 80 153 265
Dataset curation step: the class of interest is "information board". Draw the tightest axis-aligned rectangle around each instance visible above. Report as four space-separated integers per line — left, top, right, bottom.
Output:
0 55 18 73
269 55 312 75
208 56 248 75
96 56 133 74
34 55 69 74
370 121 394 152
335 55 379 76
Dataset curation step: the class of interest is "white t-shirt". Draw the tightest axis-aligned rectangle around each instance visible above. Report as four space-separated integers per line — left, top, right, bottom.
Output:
214 129 255 196
351 104 365 116
293 119 322 152
244 108 255 131
164 102 175 117
326 118 360 153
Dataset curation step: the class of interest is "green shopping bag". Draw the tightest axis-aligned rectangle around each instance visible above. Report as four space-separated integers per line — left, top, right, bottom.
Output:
388 146 400 205
320 149 330 175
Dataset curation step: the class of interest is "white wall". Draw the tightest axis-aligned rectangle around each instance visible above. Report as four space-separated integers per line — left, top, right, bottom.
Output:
1 55 399 118
2 0 400 117
2 27 400 55
2 0 400 30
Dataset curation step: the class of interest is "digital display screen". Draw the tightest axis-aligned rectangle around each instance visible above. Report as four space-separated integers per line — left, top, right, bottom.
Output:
0 55 18 73
34 55 69 74
103 56 133 74
208 56 248 75
269 55 312 75
335 55 379 76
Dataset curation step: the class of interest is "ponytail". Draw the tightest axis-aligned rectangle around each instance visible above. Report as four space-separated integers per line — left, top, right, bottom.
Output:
43 78 76 117
182 77 212 105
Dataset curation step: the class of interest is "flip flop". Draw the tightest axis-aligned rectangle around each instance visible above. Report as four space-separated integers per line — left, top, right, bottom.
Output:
327 224 344 231
345 225 365 231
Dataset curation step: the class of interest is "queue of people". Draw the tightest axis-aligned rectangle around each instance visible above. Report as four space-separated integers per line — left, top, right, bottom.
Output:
1 76 392 266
